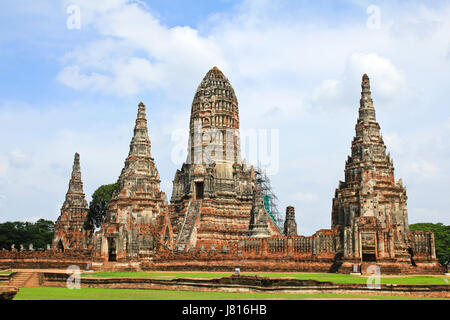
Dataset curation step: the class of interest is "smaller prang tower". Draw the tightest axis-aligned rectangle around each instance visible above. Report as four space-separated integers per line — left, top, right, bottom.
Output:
52 153 91 251
331 74 411 262
93 102 171 262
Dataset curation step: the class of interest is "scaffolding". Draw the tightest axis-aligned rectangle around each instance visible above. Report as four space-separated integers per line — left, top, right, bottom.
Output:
254 168 284 230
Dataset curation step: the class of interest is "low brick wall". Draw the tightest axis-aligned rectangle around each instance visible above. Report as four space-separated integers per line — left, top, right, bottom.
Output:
0 251 92 270
42 273 450 298
0 249 444 274
0 259 90 270
141 259 336 273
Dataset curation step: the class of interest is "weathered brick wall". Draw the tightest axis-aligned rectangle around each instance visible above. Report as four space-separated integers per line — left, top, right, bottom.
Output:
0 250 92 269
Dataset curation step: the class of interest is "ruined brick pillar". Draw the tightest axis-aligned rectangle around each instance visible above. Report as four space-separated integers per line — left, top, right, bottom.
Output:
283 206 298 236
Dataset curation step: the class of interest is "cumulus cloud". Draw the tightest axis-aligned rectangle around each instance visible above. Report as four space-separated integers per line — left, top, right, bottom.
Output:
311 52 408 112
57 0 226 97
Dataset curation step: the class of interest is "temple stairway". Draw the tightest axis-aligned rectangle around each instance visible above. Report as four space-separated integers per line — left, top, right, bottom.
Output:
176 201 202 252
9 271 36 287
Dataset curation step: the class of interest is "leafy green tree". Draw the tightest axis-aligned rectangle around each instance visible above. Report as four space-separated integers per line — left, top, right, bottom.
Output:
84 183 118 230
0 219 54 250
409 222 450 265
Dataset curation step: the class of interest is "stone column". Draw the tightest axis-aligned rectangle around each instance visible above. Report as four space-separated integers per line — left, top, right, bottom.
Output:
353 225 360 258
343 228 348 257
429 233 437 260
377 231 384 259
388 229 395 258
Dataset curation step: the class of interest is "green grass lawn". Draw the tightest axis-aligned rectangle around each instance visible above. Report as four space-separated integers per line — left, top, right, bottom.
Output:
81 271 450 285
14 286 447 300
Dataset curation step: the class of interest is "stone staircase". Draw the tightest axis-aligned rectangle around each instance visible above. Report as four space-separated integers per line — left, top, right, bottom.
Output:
176 201 202 252
9 271 36 287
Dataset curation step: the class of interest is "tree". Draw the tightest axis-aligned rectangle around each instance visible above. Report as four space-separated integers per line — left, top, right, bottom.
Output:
0 219 54 250
84 183 118 230
409 222 450 265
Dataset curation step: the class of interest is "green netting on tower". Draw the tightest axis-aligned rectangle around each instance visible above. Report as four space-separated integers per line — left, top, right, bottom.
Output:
264 194 276 223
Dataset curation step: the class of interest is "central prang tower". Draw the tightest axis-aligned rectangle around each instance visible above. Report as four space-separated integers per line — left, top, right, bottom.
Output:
170 67 281 251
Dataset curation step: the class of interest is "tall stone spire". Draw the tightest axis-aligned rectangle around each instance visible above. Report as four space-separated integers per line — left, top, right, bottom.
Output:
52 152 90 251
331 74 410 262
115 101 161 197
128 102 152 158
93 101 169 261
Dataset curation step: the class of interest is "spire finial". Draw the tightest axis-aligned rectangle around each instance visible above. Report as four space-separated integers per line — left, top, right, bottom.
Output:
137 101 146 120
362 74 371 93
72 152 81 177
128 102 151 157
67 152 83 195
358 73 376 122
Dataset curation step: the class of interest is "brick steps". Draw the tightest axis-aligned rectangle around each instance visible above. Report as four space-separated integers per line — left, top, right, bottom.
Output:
9 271 35 287
176 201 202 251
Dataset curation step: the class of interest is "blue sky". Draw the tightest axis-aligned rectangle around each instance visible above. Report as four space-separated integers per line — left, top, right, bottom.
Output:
0 0 449 235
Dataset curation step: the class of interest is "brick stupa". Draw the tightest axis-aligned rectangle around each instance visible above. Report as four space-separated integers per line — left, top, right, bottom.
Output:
93 102 171 261
331 74 437 265
52 153 91 251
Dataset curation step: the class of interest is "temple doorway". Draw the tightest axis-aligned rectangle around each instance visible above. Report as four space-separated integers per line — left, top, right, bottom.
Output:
361 232 377 262
195 182 204 200
108 238 117 262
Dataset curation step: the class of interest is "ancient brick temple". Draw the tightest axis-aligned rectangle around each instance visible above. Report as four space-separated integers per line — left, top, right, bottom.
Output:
92 102 172 261
169 67 281 251
330 74 437 267
52 153 91 251
41 68 442 274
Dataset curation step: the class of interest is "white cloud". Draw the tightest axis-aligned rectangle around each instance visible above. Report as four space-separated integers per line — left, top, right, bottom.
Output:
311 52 408 112
409 161 439 179
23 216 40 223
57 0 226 97
290 192 320 204
8 149 32 168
